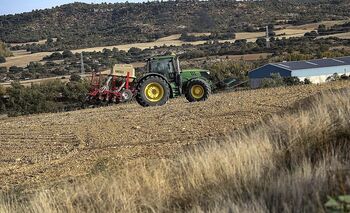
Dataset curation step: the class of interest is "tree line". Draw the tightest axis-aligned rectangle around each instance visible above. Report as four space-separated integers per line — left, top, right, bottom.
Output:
1 0 349 51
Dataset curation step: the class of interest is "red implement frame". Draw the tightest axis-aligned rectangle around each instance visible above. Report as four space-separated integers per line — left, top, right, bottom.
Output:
87 71 135 104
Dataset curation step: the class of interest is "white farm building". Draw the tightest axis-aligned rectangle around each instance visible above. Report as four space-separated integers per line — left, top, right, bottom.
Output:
248 56 350 88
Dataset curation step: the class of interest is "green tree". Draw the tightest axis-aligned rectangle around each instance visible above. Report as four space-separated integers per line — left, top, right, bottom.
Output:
9 66 23 73
256 37 266 48
62 50 74 58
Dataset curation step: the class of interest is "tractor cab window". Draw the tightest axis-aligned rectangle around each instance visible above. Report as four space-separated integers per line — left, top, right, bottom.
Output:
150 59 174 75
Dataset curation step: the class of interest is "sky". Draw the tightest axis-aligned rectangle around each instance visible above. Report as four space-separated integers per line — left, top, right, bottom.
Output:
0 0 145 15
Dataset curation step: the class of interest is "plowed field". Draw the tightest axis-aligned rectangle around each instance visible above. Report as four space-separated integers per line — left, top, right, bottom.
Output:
1 81 350 191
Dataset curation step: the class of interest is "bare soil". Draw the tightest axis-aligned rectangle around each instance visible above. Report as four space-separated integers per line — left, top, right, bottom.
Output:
0 81 349 191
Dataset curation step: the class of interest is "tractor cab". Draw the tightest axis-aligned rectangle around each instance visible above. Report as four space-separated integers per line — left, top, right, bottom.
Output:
146 55 181 83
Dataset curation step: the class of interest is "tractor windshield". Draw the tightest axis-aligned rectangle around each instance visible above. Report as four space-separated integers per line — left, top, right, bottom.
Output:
150 59 174 75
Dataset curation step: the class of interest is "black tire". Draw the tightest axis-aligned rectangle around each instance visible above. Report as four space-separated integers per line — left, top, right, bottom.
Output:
185 79 211 102
136 75 170 107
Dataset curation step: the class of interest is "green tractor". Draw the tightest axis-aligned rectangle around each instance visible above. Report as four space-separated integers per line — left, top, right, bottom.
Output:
136 55 213 107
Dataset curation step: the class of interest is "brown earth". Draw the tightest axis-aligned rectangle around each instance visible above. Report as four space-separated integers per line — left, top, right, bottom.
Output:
319 32 350 39
0 81 350 192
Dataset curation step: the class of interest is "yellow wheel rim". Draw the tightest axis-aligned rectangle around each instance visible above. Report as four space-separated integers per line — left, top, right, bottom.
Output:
145 82 164 102
191 85 204 99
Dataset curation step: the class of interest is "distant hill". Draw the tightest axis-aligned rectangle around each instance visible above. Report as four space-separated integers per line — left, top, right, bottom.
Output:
0 0 349 51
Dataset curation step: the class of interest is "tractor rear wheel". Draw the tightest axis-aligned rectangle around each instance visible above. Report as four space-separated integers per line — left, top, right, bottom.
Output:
136 76 170 107
185 79 211 102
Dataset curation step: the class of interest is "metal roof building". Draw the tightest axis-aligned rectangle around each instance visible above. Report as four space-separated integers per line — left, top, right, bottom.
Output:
248 56 350 88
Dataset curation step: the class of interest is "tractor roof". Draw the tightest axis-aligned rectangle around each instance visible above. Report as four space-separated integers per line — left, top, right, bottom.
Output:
149 55 176 60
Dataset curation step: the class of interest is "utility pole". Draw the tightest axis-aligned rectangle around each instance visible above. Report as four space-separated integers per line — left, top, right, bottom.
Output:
80 52 85 75
266 25 270 48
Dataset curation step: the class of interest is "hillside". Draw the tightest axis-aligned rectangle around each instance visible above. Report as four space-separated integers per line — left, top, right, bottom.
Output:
0 81 349 191
1 0 349 50
0 81 349 212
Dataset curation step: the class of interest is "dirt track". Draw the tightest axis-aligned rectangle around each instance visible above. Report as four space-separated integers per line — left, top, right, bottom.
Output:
0 81 350 191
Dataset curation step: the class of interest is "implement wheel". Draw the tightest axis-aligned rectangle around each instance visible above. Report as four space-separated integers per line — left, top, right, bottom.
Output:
185 79 211 102
136 76 170 107
121 89 133 103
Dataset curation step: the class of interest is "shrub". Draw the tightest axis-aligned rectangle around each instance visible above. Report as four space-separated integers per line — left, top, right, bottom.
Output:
209 60 253 81
0 85 5 96
326 73 340 82
43 52 63 61
340 74 349 80
2 79 89 116
0 67 7 73
325 195 350 212
62 50 74 58
283 76 302 86
70 73 82 82
0 56 5 63
9 66 23 73
261 73 284 88
304 78 312 84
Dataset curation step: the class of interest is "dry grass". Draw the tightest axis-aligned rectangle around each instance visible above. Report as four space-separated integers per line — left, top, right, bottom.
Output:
286 20 349 30
9 38 57 47
0 88 349 212
319 32 350 40
1 51 51 68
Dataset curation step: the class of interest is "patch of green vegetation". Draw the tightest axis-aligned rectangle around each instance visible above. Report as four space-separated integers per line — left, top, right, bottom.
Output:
1 79 89 117
325 195 350 212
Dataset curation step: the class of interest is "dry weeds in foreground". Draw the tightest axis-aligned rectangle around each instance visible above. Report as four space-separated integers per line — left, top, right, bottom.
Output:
1 89 349 213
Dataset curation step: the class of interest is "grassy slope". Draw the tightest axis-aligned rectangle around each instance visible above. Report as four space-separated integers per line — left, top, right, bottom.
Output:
1 88 349 212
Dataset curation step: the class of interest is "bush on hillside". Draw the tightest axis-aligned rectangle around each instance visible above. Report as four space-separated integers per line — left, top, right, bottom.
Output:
0 56 5 63
261 73 285 88
9 66 23 73
326 73 340 82
340 74 349 80
208 60 253 81
62 50 74 58
0 41 12 57
0 67 7 74
283 76 302 86
304 78 312 84
70 73 82 82
43 52 63 61
2 80 89 116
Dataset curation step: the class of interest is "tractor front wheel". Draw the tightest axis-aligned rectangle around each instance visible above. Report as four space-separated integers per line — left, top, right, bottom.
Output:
136 76 170 107
185 79 211 102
